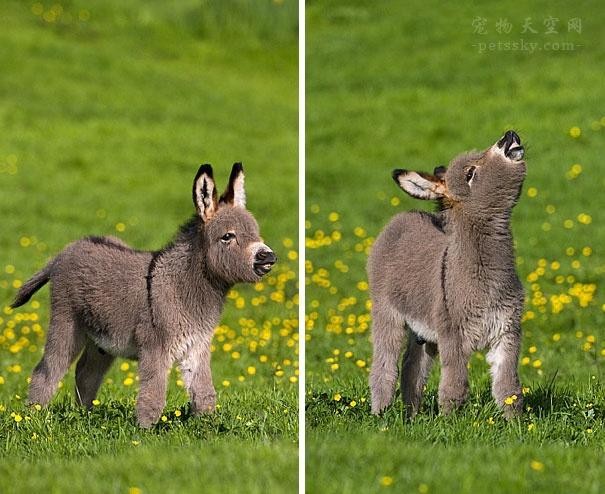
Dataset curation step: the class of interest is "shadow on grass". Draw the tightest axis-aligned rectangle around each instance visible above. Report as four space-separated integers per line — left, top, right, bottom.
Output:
37 397 283 439
306 373 604 429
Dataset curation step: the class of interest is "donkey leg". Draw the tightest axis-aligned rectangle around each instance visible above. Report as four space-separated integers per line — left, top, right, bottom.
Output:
75 339 115 408
135 348 170 428
401 339 437 418
28 310 85 406
370 305 406 414
487 333 523 419
179 333 216 415
438 334 470 415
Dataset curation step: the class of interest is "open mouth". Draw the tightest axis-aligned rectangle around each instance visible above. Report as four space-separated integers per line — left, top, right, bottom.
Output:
254 263 274 277
497 130 525 161
253 249 277 277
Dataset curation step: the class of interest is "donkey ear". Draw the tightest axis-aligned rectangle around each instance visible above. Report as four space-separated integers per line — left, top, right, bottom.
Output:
392 169 448 200
219 162 246 207
192 164 218 222
433 165 447 180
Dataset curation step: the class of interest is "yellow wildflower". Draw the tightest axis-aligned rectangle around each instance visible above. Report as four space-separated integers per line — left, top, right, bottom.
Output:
380 476 393 487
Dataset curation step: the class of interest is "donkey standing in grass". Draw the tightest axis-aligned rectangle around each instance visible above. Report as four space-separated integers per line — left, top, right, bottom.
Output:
369 131 526 419
12 163 276 427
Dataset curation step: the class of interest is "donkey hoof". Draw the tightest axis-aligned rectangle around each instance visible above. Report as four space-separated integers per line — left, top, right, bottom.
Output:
403 404 420 421
502 396 524 420
136 408 163 428
193 394 216 415
137 417 156 429
439 396 467 415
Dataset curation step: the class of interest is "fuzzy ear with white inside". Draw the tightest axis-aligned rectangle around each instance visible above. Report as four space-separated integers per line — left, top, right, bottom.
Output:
392 168 448 200
193 164 218 222
219 162 246 208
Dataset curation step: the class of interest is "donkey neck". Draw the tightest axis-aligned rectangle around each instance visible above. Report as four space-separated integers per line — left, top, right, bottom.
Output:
155 220 230 308
444 208 516 272
185 237 230 300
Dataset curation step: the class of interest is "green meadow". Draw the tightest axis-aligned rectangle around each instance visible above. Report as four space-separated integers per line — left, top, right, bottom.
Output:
0 1 298 493
306 1 605 493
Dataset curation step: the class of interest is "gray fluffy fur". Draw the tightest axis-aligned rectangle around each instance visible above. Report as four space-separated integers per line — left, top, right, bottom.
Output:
12 163 276 427
369 132 526 419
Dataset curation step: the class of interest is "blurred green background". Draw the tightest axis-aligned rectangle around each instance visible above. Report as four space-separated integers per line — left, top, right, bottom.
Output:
0 1 298 493
306 1 605 493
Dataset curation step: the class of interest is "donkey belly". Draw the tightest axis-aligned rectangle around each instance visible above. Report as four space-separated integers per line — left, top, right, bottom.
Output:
54 243 151 359
406 317 438 344
78 304 141 359
87 329 138 359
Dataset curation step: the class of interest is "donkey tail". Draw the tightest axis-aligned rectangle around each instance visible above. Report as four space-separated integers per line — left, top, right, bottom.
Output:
11 260 54 308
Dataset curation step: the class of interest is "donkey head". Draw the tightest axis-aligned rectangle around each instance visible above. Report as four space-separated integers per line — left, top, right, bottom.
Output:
393 130 526 213
193 163 276 284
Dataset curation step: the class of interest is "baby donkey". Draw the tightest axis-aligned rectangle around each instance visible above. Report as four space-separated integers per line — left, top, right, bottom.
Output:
369 131 526 419
12 163 276 427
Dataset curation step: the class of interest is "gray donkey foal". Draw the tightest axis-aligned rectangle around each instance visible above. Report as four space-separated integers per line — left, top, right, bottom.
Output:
369 131 526 419
12 163 276 427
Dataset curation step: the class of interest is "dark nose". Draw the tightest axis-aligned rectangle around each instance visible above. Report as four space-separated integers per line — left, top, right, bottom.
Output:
497 130 524 160
255 249 277 265
497 130 521 150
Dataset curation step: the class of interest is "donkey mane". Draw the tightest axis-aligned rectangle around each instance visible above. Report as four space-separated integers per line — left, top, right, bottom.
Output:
83 236 142 253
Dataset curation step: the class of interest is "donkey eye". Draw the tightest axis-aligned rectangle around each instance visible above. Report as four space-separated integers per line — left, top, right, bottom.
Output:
221 232 236 242
465 166 477 184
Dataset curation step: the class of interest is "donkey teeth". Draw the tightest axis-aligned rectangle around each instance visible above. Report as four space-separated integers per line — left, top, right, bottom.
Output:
254 264 273 276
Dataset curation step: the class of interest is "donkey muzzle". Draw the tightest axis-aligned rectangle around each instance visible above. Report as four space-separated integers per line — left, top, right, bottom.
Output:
254 249 277 276
497 130 524 161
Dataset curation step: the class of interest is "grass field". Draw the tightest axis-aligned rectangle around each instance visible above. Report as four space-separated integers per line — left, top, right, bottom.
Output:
306 1 605 493
0 1 298 492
